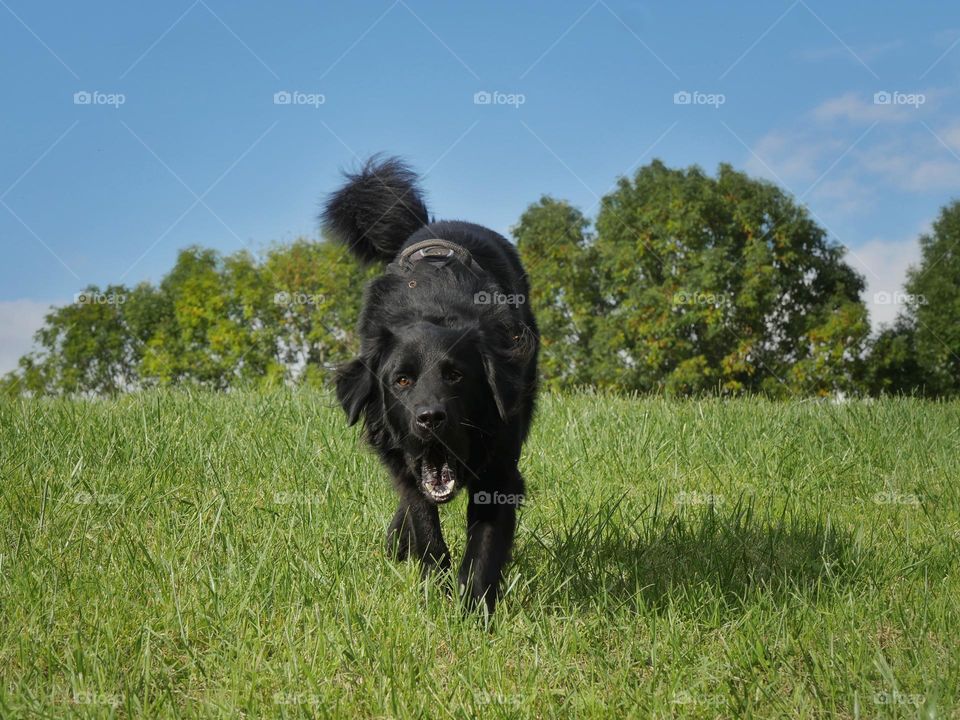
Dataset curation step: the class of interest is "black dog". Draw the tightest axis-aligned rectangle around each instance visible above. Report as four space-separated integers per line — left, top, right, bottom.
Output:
322 156 539 613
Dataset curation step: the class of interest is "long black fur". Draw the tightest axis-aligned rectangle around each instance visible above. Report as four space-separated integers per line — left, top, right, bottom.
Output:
323 156 539 614
321 155 430 264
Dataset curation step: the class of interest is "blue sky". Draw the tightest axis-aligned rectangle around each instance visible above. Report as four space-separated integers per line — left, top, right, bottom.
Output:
2 0 959 372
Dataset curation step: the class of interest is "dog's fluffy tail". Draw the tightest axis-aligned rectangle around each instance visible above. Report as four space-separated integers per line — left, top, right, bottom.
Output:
321 155 429 263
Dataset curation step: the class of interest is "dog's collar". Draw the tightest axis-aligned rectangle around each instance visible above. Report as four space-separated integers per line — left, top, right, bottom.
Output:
395 238 484 275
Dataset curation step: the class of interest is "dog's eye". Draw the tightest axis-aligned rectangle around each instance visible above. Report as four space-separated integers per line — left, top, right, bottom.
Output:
444 369 463 384
395 374 413 388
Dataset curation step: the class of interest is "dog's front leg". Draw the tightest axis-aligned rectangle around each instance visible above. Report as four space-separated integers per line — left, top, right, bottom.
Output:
459 483 520 614
386 484 451 575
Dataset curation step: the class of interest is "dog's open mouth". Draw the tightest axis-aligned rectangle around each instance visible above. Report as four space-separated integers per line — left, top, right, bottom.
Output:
419 450 458 503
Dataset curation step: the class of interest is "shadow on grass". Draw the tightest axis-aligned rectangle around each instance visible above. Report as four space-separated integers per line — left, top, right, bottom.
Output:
514 492 874 612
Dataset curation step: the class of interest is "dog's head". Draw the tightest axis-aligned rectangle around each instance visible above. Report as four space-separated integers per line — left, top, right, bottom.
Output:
336 320 528 503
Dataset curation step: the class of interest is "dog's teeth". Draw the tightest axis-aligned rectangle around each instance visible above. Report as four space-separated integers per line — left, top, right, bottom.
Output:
421 461 439 485
440 462 454 485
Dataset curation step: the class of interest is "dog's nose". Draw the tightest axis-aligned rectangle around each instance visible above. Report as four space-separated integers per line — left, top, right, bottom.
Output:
415 406 446 429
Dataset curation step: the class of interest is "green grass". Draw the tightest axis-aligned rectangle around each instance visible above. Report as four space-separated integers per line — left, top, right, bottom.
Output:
1 390 958 718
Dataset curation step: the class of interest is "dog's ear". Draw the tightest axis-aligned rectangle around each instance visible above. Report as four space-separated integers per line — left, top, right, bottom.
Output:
336 327 393 425
335 358 375 426
481 347 523 423
481 351 508 422
480 321 535 423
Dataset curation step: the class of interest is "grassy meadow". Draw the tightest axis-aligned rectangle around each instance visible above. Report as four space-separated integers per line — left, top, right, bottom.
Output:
0 390 958 718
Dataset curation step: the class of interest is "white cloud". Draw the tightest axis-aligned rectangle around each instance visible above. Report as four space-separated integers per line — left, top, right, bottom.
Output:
0 299 55 374
890 158 960 192
743 108 960 216
796 39 904 64
806 174 873 215
942 122 960 148
933 28 960 45
746 131 843 186
740 99 946 332
846 235 924 329
811 91 931 125
856 127 960 192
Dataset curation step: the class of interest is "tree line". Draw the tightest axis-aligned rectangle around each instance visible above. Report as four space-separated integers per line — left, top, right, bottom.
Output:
4 160 958 398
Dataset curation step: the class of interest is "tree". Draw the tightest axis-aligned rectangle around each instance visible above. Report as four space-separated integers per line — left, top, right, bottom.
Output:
897 200 960 395
3 239 372 396
515 198 599 389
864 319 928 396
7 166 926 399
586 161 868 396
264 239 376 385
5 285 142 395
139 247 274 388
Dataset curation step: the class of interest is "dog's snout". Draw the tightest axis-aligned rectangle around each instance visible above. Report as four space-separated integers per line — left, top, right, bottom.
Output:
415 405 446 429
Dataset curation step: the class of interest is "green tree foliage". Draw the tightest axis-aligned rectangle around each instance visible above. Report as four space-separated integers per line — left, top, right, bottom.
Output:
265 239 377 385
7 285 149 396
905 200 960 395
864 319 928 396
867 200 960 396
6 165 954 399
3 240 370 396
515 198 599 389
141 247 279 388
525 161 868 396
